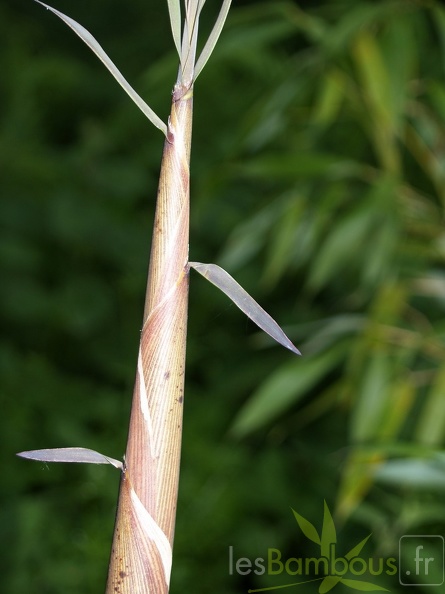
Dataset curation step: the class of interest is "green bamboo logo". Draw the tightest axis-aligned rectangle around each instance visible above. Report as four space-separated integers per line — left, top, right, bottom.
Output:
236 502 397 593
289 502 392 593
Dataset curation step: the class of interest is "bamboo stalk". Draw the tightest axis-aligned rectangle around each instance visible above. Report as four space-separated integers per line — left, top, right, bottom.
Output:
106 82 193 594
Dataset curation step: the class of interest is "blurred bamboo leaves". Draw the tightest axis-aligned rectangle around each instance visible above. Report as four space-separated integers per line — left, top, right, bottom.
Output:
219 0 445 521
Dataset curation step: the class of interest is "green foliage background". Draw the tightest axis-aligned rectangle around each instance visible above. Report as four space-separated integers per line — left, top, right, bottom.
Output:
2 0 445 592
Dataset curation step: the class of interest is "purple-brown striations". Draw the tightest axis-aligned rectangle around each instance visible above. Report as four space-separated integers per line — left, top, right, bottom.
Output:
106 85 193 594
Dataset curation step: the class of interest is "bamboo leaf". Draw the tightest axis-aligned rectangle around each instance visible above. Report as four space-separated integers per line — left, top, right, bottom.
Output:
17 447 123 469
34 1 167 135
320 501 336 558
231 346 345 438
320 576 342 594
193 0 233 81
189 262 300 355
291 508 321 545
345 534 372 560
340 578 389 591
350 353 390 442
415 364 445 446
166 0 182 57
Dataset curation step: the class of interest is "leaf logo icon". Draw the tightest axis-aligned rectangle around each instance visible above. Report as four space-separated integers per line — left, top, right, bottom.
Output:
291 502 389 593
247 503 392 593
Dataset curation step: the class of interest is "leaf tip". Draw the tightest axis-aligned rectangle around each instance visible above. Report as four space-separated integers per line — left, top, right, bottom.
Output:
287 342 302 356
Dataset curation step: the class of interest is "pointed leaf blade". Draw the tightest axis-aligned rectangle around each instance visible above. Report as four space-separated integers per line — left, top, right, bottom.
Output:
320 576 343 594
231 346 345 438
345 534 372 560
167 0 182 56
341 578 390 591
321 501 336 558
189 262 300 355
193 0 233 81
292 508 321 544
34 1 167 135
17 447 122 469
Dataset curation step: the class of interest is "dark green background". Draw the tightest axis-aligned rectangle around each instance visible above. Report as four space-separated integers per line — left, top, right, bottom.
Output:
2 1 445 592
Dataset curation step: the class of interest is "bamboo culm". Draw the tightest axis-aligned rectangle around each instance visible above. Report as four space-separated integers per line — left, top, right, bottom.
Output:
106 84 193 594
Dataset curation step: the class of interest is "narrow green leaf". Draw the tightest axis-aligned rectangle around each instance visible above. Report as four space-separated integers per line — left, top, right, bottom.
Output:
17 447 123 469
194 0 233 81
353 31 393 120
345 534 372 560
350 353 390 442
312 69 345 128
308 200 375 292
320 576 342 594
292 508 321 545
167 0 182 57
231 346 345 437
415 364 445 446
34 1 167 135
219 198 283 271
353 31 399 173
341 578 389 591
320 501 336 558
189 262 300 355
320 573 389 593
263 199 304 288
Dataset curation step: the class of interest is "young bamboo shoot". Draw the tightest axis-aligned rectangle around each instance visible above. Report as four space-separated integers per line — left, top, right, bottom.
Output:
106 82 193 594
